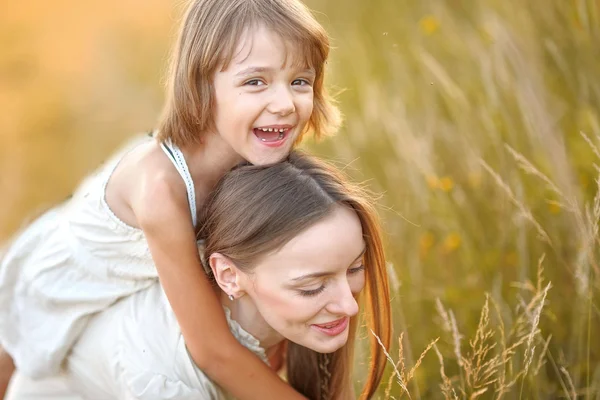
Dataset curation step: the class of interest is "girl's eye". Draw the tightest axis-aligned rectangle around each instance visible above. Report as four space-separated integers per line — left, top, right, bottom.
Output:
245 79 265 86
292 78 312 86
299 285 326 297
348 265 365 275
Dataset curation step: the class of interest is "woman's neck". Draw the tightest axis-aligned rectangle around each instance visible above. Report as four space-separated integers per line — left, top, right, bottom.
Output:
220 293 284 352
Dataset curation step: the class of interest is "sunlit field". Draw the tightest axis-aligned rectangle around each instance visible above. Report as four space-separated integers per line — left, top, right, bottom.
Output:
1 0 599 398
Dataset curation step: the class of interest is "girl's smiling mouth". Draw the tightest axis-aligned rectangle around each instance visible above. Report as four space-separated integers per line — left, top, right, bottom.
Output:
253 125 293 145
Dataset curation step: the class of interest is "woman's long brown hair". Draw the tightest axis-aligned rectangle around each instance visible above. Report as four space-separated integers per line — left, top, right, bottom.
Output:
198 151 391 399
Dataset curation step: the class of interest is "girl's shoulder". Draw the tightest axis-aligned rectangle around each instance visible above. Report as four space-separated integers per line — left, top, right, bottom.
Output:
99 134 194 231
111 139 197 234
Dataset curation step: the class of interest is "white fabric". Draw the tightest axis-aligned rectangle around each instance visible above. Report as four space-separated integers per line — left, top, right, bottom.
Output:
160 141 197 228
0 134 200 379
4 372 83 400
5 372 83 400
6 284 267 400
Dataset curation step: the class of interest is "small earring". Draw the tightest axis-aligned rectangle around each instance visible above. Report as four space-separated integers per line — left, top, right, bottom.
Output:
228 294 234 301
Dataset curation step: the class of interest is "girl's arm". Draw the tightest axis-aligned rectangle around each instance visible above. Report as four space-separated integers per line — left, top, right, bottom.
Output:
134 175 306 400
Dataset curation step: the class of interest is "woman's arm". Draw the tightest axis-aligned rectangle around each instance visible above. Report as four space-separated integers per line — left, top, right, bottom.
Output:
134 175 306 400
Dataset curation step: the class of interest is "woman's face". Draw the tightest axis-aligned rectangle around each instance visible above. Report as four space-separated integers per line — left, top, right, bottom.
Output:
239 205 366 353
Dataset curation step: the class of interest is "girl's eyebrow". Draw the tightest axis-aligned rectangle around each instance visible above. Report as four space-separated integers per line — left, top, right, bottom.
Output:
289 246 366 283
234 66 316 78
235 66 273 77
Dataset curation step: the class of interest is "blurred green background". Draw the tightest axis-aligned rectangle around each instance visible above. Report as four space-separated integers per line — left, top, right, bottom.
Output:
1 0 599 398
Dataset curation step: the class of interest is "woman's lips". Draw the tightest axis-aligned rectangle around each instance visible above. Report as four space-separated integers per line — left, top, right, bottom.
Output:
310 317 349 337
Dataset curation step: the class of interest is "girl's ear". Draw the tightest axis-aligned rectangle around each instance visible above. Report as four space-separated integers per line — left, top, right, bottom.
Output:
208 253 245 299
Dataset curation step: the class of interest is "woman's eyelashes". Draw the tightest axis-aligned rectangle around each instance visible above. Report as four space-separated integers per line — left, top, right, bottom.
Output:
348 265 365 275
299 285 326 297
297 265 365 297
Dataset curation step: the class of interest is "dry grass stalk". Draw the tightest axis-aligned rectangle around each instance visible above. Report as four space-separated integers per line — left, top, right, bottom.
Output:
490 297 509 399
433 344 459 400
479 159 552 245
382 331 439 398
462 295 499 391
504 144 567 206
405 338 439 384
371 329 411 398
449 310 463 368
522 282 551 375
560 366 577 400
430 274 552 400
580 131 600 164
436 298 452 333
533 335 552 376
384 334 405 398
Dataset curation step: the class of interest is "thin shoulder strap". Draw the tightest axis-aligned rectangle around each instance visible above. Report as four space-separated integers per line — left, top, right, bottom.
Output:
160 140 197 228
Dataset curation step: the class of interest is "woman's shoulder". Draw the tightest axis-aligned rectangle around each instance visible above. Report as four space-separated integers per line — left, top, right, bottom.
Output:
69 284 224 399
111 285 225 399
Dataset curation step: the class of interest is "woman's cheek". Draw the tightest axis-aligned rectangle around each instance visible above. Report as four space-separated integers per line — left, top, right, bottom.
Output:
349 272 366 295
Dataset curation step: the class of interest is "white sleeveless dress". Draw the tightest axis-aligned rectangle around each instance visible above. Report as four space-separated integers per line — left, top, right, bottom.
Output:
0 133 204 379
5 285 268 400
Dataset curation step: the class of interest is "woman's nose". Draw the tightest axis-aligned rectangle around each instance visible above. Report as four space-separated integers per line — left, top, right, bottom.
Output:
327 281 360 317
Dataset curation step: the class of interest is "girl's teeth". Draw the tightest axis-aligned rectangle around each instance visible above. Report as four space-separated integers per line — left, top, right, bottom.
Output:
259 128 287 132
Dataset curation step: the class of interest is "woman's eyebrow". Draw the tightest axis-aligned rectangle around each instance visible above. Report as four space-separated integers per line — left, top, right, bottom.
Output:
289 247 366 283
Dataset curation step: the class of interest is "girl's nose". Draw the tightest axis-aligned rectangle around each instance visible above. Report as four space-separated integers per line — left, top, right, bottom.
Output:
267 84 295 117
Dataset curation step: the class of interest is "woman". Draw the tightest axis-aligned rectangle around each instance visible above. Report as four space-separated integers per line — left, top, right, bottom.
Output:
6 151 392 400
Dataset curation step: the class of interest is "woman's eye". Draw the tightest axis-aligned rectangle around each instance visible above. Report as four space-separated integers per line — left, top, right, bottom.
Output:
292 78 311 86
299 285 326 297
348 265 365 275
245 79 265 86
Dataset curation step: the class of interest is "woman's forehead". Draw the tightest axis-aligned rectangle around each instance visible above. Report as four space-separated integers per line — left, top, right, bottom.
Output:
255 207 364 276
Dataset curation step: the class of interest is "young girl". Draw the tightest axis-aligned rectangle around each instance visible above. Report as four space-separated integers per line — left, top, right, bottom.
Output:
0 0 341 398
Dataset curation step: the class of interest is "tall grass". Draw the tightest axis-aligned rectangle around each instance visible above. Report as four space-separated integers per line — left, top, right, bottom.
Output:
303 0 600 397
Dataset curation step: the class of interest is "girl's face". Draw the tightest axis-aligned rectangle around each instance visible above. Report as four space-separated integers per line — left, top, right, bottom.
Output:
239 205 366 354
212 25 315 165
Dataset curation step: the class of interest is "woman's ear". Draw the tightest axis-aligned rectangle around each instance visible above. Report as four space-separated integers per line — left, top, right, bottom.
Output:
208 253 245 299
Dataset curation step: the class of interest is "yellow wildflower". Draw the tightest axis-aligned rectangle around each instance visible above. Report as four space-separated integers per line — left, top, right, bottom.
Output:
442 232 461 253
419 15 440 36
439 176 454 192
547 201 561 214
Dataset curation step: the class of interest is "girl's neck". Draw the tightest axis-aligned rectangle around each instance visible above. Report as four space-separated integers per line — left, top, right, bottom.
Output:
177 131 245 194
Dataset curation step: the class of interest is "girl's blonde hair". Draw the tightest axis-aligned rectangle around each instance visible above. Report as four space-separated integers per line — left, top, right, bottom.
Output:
199 151 392 399
157 0 342 148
